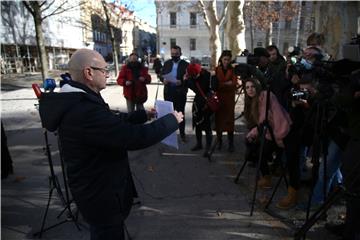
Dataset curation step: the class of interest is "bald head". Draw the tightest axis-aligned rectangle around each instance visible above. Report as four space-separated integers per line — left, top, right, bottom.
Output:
68 49 106 82
67 49 109 93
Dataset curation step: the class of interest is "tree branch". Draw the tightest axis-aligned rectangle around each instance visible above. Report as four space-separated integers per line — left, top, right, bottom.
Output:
40 0 55 14
198 0 210 30
218 1 228 27
42 1 82 20
22 1 35 17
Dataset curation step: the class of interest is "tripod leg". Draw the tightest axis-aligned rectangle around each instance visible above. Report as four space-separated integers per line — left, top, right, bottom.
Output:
250 126 268 216
34 184 55 238
234 158 248 184
264 174 283 209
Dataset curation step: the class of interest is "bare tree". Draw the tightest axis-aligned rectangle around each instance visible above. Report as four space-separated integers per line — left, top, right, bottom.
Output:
198 0 228 68
313 1 359 59
225 0 246 57
102 0 119 76
22 0 81 81
244 1 298 48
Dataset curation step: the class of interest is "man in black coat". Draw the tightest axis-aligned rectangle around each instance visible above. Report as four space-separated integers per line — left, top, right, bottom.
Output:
39 49 183 240
160 45 189 142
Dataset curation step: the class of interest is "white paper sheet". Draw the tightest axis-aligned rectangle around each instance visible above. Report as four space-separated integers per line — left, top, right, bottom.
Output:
155 100 178 149
162 72 177 84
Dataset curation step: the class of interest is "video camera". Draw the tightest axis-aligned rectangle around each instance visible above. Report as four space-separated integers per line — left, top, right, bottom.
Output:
291 88 310 101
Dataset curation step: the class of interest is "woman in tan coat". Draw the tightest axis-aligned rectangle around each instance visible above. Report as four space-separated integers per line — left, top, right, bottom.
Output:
214 50 238 152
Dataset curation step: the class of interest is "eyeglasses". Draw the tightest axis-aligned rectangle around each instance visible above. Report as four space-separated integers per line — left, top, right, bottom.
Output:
90 66 110 75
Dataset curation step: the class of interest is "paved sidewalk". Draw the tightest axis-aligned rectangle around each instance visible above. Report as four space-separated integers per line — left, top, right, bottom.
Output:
1 70 340 240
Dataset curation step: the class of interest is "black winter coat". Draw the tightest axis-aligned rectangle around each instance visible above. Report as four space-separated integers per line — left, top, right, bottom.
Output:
39 81 179 225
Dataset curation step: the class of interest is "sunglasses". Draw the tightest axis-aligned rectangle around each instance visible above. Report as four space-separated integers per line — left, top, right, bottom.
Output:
90 66 110 75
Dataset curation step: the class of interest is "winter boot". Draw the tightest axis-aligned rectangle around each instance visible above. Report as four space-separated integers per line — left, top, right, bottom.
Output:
257 175 272 189
276 186 298 209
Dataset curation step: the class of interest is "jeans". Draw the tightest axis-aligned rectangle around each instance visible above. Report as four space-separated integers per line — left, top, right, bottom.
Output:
311 140 343 204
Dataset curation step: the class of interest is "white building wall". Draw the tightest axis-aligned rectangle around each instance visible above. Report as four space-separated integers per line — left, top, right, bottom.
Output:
157 2 210 61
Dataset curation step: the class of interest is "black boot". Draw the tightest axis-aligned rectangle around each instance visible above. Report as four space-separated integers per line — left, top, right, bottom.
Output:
191 144 202 151
192 128 203 151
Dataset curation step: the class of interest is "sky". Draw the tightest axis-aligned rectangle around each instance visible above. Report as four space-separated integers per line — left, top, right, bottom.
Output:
130 0 157 27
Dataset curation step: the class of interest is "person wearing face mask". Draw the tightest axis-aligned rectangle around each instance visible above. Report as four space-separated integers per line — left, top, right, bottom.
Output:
160 45 189 142
117 52 151 113
183 63 214 157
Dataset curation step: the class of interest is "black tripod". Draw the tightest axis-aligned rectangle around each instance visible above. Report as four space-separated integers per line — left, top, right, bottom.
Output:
294 143 360 240
233 83 288 216
293 101 332 240
33 129 82 238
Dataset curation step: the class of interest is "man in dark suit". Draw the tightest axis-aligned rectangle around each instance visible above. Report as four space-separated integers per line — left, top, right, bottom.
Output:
161 45 189 142
39 49 183 240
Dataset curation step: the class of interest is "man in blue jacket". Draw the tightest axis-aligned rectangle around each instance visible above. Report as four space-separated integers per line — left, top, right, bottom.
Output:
39 49 183 240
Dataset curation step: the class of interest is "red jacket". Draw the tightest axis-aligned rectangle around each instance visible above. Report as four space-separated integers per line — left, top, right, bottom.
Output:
117 64 151 103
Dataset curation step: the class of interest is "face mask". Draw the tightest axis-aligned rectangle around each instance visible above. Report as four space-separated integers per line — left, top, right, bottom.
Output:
300 58 313 70
171 56 180 62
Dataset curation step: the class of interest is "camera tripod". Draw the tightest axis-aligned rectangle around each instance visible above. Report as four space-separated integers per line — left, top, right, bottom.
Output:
295 140 360 240
33 129 83 238
233 82 288 216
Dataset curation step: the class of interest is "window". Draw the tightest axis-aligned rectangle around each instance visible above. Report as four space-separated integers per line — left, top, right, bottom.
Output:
285 19 292 30
170 12 176 28
257 42 263 47
170 38 176 48
190 12 197 28
190 39 196 51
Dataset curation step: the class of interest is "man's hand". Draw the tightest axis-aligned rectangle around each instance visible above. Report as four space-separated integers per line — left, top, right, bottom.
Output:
163 79 169 85
175 80 181 86
139 76 145 82
172 111 184 123
125 80 132 86
146 108 157 120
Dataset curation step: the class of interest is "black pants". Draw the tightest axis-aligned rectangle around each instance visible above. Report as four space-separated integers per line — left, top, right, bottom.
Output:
195 126 212 149
342 138 360 240
164 87 187 136
283 128 301 190
259 139 276 176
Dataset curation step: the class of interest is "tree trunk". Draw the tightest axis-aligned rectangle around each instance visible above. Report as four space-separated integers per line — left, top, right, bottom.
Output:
209 24 221 68
225 0 245 57
32 3 48 80
265 22 272 46
314 1 359 59
102 0 119 76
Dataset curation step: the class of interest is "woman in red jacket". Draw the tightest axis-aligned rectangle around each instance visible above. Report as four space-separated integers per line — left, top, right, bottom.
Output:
117 53 151 112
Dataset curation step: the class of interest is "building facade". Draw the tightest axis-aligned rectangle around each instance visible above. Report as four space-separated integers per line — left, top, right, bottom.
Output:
156 0 315 62
0 0 84 73
1 0 156 74
156 1 210 61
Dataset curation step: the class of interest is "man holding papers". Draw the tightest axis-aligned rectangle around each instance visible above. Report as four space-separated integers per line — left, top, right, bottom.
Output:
160 45 189 142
